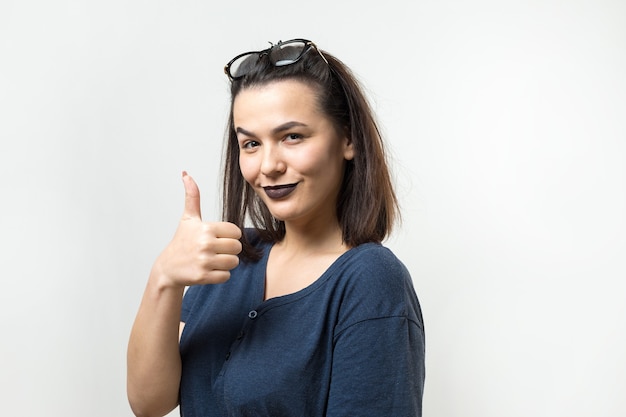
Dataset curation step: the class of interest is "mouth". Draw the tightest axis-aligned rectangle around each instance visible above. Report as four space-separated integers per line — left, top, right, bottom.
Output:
262 183 298 199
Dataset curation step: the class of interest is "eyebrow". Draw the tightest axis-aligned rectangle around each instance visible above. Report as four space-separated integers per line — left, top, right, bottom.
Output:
235 121 309 138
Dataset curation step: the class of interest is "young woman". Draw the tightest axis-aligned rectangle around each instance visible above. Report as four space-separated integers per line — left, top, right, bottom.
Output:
127 39 425 417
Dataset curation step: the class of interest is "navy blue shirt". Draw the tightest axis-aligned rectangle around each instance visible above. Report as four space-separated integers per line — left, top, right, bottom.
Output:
179 233 425 416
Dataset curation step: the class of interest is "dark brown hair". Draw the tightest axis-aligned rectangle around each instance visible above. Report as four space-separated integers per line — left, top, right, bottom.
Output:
222 42 399 261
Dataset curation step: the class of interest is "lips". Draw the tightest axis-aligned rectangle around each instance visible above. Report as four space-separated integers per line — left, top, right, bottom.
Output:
263 183 298 199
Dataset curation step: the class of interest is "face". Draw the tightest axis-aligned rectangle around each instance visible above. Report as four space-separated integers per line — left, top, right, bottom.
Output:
233 79 354 228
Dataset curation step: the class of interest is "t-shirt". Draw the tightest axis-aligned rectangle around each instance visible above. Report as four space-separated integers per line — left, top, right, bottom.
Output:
179 232 425 416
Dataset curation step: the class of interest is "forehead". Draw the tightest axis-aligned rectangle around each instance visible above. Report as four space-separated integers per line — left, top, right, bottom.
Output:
233 80 324 127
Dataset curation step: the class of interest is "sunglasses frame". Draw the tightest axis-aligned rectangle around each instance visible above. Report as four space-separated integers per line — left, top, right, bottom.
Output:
224 38 328 81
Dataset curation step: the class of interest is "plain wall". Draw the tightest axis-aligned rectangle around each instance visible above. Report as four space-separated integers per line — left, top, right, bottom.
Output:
1 0 624 416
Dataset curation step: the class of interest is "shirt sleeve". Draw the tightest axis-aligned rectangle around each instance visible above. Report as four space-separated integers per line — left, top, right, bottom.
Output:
326 315 425 417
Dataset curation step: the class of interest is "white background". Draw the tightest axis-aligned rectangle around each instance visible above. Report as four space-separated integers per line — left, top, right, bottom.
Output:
1 1 625 416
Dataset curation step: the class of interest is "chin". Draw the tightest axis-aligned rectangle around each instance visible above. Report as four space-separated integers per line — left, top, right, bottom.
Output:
266 208 303 224
260 200 298 222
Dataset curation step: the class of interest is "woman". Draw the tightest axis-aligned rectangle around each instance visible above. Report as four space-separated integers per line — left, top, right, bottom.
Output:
127 38 425 417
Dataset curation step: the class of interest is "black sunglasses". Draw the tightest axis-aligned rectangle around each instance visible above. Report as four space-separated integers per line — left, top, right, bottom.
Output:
224 38 329 81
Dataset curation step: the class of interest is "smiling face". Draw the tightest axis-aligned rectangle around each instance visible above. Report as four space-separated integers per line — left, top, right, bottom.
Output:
233 79 354 229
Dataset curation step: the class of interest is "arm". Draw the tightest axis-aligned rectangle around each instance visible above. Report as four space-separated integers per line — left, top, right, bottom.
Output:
126 273 185 417
326 316 425 417
127 172 242 417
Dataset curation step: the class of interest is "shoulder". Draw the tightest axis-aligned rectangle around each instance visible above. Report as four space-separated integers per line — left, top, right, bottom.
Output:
339 243 411 291
331 243 422 328
352 243 407 271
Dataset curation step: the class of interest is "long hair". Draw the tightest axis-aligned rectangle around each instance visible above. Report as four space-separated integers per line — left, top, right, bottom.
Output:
222 42 399 261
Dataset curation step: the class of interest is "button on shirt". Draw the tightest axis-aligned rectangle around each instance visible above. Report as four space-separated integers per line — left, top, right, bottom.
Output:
179 232 425 417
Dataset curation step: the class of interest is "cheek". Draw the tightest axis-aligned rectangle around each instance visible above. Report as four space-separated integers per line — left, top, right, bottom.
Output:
295 145 335 172
238 156 258 184
303 147 345 177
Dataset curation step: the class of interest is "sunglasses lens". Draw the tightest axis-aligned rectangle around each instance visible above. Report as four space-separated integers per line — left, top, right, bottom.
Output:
228 52 261 79
270 41 308 66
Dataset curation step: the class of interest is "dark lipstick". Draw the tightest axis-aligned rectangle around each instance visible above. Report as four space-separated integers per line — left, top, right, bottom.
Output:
263 183 298 199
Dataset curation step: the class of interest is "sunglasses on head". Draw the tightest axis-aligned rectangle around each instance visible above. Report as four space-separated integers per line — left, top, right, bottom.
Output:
224 38 328 81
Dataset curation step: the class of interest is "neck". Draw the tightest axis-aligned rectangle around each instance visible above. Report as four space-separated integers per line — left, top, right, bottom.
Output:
278 217 347 256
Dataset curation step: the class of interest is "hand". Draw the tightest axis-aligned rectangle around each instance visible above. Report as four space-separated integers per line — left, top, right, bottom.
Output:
152 172 242 288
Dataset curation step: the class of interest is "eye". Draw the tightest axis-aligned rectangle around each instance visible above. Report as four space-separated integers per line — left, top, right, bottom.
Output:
285 133 303 142
241 140 260 150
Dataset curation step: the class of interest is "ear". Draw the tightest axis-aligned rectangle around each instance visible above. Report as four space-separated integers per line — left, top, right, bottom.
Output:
342 135 355 161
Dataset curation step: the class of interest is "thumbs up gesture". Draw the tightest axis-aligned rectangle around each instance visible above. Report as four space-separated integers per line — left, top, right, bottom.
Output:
152 172 243 288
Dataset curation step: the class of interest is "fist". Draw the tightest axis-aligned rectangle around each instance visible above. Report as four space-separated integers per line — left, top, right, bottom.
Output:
153 172 242 288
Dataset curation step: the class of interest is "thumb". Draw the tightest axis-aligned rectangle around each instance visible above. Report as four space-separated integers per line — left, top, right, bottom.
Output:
182 171 202 219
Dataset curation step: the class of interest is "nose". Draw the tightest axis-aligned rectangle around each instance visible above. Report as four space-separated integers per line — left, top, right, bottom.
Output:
260 144 286 177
